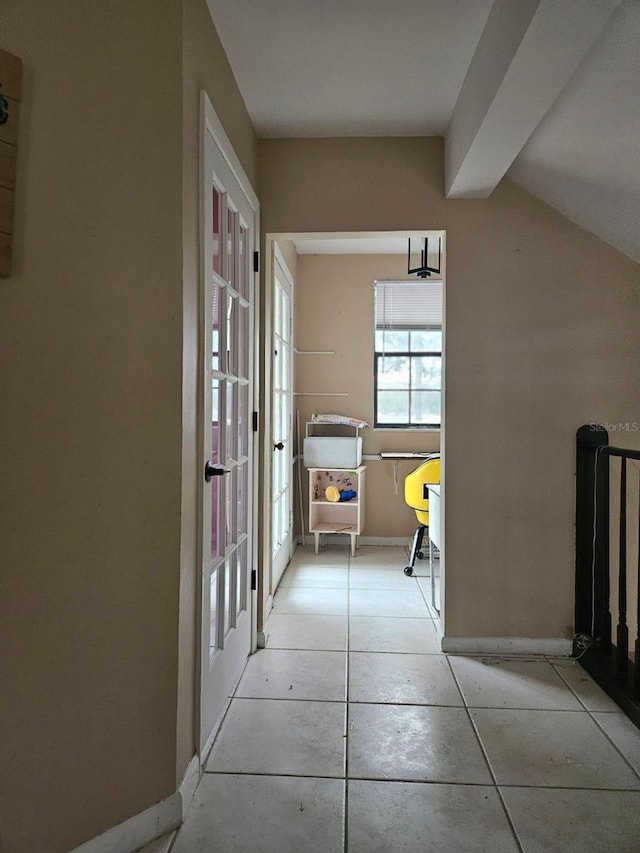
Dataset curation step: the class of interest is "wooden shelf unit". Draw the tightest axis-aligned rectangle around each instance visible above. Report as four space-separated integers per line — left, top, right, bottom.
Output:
307 466 366 557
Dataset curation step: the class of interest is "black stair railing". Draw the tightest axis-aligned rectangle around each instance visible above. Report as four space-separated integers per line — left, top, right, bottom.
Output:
575 424 640 728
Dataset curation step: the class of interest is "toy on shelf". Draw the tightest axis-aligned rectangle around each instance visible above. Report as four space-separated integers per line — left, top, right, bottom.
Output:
325 486 357 502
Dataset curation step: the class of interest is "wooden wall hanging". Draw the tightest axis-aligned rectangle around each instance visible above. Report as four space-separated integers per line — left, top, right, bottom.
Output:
0 48 22 278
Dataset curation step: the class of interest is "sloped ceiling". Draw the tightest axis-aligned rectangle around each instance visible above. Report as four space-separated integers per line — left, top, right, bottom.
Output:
206 0 493 137
508 1 640 264
206 0 640 264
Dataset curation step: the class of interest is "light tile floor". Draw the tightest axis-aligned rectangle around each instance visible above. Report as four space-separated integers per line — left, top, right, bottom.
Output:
168 544 640 852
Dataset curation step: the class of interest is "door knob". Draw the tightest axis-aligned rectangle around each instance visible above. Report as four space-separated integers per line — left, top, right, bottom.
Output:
204 461 228 482
274 441 285 451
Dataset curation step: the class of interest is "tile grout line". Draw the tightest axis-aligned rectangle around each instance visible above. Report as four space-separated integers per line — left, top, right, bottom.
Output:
551 658 640 783
445 654 525 853
265 645 440 655
344 546 351 853
225 694 629 713
589 710 640 783
199 767 640 791
221 550 640 851
214 692 625 713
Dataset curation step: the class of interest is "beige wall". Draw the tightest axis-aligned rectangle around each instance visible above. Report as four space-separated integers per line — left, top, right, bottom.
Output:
294 254 440 539
179 0 258 781
0 2 259 848
0 2 183 852
259 137 640 641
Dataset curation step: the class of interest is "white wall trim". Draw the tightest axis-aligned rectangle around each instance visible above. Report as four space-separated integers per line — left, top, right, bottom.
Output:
273 241 294 289
179 753 201 821
69 792 182 853
264 592 274 620
137 833 176 853
201 91 258 212
441 636 573 656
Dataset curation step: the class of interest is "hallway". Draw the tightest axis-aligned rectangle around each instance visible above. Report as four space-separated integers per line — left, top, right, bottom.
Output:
166 545 640 852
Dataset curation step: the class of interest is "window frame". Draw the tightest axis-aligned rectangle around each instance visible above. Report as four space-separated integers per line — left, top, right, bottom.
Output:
373 277 443 430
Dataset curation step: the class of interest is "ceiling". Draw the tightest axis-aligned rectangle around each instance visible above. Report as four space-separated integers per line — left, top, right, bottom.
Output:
207 0 640 264
207 0 493 137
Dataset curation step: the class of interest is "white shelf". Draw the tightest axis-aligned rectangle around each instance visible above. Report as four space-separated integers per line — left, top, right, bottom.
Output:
308 466 366 557
311 522 358 533
311 499 361 506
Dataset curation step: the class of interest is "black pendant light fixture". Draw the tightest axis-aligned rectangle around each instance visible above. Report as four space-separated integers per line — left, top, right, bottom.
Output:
407 235 441 278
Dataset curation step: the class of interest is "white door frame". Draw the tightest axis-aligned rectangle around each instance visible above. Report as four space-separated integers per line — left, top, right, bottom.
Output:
197 92 260 759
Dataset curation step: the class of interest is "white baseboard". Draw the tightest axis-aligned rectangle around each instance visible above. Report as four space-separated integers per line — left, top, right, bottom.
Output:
257 594 273 649
70 792 182 853
137 832 176 853
441 636 573 656
179 753 201 820
201 696 232 762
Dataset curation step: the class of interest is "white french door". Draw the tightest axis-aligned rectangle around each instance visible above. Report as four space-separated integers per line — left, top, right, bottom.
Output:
270 250 294 590
200 99 258 754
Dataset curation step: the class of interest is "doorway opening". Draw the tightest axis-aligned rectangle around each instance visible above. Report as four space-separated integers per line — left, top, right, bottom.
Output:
261 230 446 633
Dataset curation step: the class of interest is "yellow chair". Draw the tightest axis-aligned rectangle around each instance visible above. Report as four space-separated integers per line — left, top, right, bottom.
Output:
403 456 440 577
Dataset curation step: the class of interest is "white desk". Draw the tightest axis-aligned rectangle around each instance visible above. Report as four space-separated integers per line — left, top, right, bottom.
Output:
428 485 441 612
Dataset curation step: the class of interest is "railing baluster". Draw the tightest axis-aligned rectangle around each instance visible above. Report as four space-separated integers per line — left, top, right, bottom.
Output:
617 457 628 672
575 426 611 651
576 428 640 726
635 469 640 691
596 446 612 653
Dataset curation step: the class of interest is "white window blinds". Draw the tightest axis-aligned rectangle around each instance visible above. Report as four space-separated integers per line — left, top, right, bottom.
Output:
375 280 442 329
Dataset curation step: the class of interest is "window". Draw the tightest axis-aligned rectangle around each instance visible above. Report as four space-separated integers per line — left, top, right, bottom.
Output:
374 279 442 429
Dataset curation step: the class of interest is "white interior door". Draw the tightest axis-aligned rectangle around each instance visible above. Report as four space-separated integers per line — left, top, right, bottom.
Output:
200 102 257 754
270 250 293 590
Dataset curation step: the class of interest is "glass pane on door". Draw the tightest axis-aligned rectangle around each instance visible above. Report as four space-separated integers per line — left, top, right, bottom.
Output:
227 208 238 290
236 539 247 618
223 552 235 636
209 568 218 652
226 292 236 375
212 186 222 276
212 282 221 371
225 466 237 548
238 384 249 458
273 385 281 446
237 461 248 537
274 282 282 338
238 224 247 300
237 304 248 380
211 378 220 558
272 496 280 555
225 381 237 463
